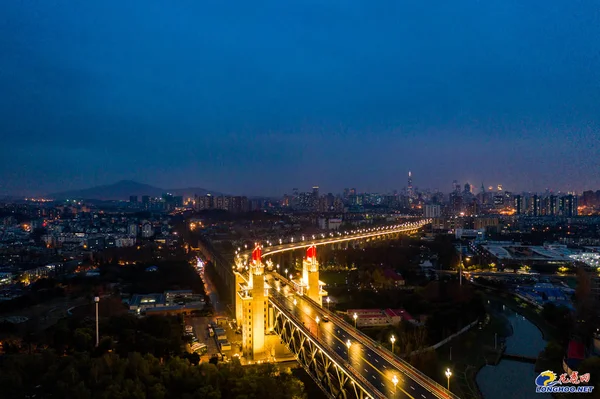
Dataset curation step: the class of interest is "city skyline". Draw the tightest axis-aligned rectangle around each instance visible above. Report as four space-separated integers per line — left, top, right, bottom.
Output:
1 1 599 196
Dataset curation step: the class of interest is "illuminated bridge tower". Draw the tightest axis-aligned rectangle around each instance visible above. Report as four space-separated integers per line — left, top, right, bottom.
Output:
235 245 269 360
302 245 326 306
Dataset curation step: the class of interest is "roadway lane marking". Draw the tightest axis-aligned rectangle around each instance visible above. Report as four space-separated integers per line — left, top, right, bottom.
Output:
411 386 415 390
284 298 417 399
421 395 426 398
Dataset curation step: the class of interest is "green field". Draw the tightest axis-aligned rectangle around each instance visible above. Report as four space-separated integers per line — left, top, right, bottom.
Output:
320 271 348 286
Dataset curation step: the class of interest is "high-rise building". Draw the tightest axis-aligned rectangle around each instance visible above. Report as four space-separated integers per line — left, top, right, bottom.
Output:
514 195 523 215
560 195 578 217
128 223 139 237
464 183 471 195
142 223 153 238
453 180 461 194
129 195 138 203
407 171 413 198
532 195 540 216
424 204 441 218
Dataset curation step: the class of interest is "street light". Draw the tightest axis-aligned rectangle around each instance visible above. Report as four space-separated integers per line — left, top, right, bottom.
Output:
390 335 396 354
94 296 100 347
346 339 352 361
392 375 399 396
315 316 320 339
353 312 358 328
293 298 297 306
445 368 452 391
326 297 331 310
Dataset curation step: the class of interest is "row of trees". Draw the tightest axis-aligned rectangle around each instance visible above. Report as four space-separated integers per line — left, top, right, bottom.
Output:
0 352 305 399
2 311 307 398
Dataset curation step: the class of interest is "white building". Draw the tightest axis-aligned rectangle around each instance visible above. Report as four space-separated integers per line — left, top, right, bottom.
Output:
128 223 138 237
328 218 342 230
142 223 154 238
424 204 441 218
116 237 136 247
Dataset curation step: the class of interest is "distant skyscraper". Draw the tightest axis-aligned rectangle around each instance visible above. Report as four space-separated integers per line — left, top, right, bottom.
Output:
407 171 414 198
463 183 471 195
129 195 138 203
453 180 460 194
312 186 319 199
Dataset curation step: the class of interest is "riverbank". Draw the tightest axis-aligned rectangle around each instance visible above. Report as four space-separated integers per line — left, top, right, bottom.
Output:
433 307 510 398
431 287 559 399
480 287 558 342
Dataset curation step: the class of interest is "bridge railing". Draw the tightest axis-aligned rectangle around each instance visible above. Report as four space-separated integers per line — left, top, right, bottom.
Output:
245 220 430 258
296 289 460 399
269 293 386 399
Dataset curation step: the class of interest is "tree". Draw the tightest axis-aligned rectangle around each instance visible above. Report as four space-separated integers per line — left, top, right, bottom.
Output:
542 341 564 361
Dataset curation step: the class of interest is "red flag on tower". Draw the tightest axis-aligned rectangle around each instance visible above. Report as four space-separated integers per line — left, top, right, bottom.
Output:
252 245 262 262
306 245 316 260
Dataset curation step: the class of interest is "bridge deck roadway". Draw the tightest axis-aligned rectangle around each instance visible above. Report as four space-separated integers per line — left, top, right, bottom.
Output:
267 274 457 399
239 221 429 259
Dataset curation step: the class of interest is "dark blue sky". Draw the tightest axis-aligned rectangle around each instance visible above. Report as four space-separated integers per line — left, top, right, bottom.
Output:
1 1 599 196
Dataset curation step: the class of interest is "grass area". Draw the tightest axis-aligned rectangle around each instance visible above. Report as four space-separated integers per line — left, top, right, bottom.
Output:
319 271 348 286
429 288 561 399
433 310 509 399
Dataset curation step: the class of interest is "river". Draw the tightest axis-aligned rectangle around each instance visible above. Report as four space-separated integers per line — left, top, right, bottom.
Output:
476 302 551 399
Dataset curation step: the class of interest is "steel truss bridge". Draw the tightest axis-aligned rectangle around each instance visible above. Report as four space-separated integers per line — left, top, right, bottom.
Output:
235 220 460 399
268 273 459 399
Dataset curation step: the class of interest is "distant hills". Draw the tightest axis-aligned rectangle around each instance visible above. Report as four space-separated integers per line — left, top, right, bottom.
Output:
47 180 224 201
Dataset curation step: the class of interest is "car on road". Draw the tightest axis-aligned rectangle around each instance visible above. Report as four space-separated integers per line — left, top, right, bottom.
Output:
322 315 329 322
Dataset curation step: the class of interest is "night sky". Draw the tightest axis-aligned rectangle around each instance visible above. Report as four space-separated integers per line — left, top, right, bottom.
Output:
1 1 599 196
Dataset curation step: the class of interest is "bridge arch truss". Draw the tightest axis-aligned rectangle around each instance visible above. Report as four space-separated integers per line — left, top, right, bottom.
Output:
270 298 383 399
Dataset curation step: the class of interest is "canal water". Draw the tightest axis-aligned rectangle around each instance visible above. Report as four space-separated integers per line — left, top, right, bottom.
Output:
476 303 551 399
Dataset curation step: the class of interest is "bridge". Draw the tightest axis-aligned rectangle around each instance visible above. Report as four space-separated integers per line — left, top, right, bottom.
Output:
232 220 459 399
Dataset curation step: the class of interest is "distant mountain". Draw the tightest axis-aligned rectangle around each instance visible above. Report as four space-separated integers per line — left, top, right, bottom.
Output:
48 180 223 200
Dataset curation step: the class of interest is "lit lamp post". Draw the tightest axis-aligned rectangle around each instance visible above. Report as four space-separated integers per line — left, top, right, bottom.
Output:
390 335 396 354
293 298 297 306
326 297 331 310
445 368 452 391
353 312 358 328
392 375 399 396
316 316 320 339
346 339 352 361
94 296 100 347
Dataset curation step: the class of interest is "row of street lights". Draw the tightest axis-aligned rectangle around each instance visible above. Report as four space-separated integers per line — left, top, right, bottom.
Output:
248 221 426 251
305 299 451 396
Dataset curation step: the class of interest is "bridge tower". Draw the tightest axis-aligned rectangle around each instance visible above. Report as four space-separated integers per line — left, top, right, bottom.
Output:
234 245 268 360
302 245 325 306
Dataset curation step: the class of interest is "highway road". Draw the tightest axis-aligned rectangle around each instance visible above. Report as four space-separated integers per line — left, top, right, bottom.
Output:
267 276 451 399
237 221 430 259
